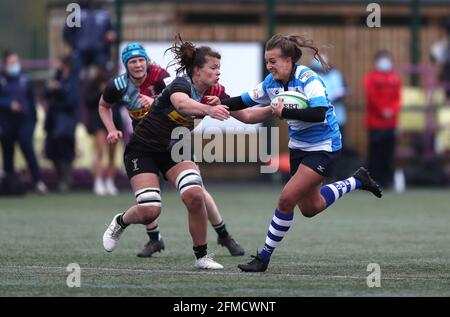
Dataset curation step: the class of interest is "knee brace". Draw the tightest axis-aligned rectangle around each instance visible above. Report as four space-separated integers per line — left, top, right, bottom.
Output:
135 188 161 207
175 169 203 195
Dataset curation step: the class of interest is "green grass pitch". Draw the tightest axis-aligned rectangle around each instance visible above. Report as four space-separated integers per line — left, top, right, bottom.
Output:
1 186 449 296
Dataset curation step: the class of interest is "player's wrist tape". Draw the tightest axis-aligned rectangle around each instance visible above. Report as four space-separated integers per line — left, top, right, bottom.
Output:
281 106 327 122
221 96 248 111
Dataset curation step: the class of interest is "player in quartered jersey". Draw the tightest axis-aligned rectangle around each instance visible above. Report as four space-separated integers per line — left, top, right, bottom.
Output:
219 34 383 272
99 42 249 263
100 43 171 129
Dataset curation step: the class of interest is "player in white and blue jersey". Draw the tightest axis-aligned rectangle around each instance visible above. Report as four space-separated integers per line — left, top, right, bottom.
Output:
222 34 383 272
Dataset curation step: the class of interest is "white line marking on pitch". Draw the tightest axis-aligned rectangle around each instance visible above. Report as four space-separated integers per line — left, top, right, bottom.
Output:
1 265 447 281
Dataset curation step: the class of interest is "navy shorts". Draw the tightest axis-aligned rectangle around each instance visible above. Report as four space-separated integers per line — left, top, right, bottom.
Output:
124 147 178 180
124 138 197 180
289 149 341 177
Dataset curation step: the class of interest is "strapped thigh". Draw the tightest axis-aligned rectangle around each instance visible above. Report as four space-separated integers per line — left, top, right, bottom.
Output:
175 169 203 195
135 188 161 207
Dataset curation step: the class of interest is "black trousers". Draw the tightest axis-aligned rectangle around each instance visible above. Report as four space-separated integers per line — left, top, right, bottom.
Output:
367 128 396 189
0 119 42 183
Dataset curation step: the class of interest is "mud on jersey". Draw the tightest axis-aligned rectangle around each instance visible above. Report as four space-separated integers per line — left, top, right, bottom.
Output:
102 65 170 120
131 75 228 152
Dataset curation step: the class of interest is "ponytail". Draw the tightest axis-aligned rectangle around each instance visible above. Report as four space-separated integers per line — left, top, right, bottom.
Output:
166 34 221 77
266 34 330 72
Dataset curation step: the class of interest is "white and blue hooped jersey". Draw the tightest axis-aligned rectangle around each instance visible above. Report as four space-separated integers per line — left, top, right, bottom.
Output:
241 64 342 152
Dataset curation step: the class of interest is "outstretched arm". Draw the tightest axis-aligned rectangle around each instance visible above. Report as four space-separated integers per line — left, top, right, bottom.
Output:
221 96 248 111
170 92 230 121
231 105 273 124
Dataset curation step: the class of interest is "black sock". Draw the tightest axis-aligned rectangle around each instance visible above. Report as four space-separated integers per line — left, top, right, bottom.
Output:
116 213 129 229
213 221 228 238
146 226 160 241
193 244 207 259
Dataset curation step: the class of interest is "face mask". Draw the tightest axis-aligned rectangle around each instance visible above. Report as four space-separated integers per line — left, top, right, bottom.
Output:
5 63 21 76
375 57 392 72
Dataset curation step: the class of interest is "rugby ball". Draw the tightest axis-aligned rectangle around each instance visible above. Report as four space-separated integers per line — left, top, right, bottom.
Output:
270 91 309 110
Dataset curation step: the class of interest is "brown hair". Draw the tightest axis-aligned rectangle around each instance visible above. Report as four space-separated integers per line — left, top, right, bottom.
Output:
374 49 391 61
2 50 17 64
165 34 221 77
265 34 330 72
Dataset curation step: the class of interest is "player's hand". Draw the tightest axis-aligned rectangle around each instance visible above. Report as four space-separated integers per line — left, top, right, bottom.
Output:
10 101 22 113
204 96 221 105
207 104 230 121
139 94 154 110
106 130 123 144
271 100 284 118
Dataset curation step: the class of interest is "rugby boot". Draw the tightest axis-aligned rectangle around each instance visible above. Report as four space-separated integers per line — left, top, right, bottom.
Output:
137 238 165 257
238 253 268 272
353 167 383 198
218 234 245 256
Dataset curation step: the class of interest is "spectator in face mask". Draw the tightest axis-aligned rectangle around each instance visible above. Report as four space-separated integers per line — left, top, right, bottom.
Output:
0 50 47 193
363 50 402 189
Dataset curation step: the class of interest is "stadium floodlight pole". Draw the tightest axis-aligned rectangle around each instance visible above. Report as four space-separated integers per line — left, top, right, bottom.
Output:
114 0 123 71
266 0 275 38
32 26 38 60
115 0 123 43
410 0 420 86
264 0 276 163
